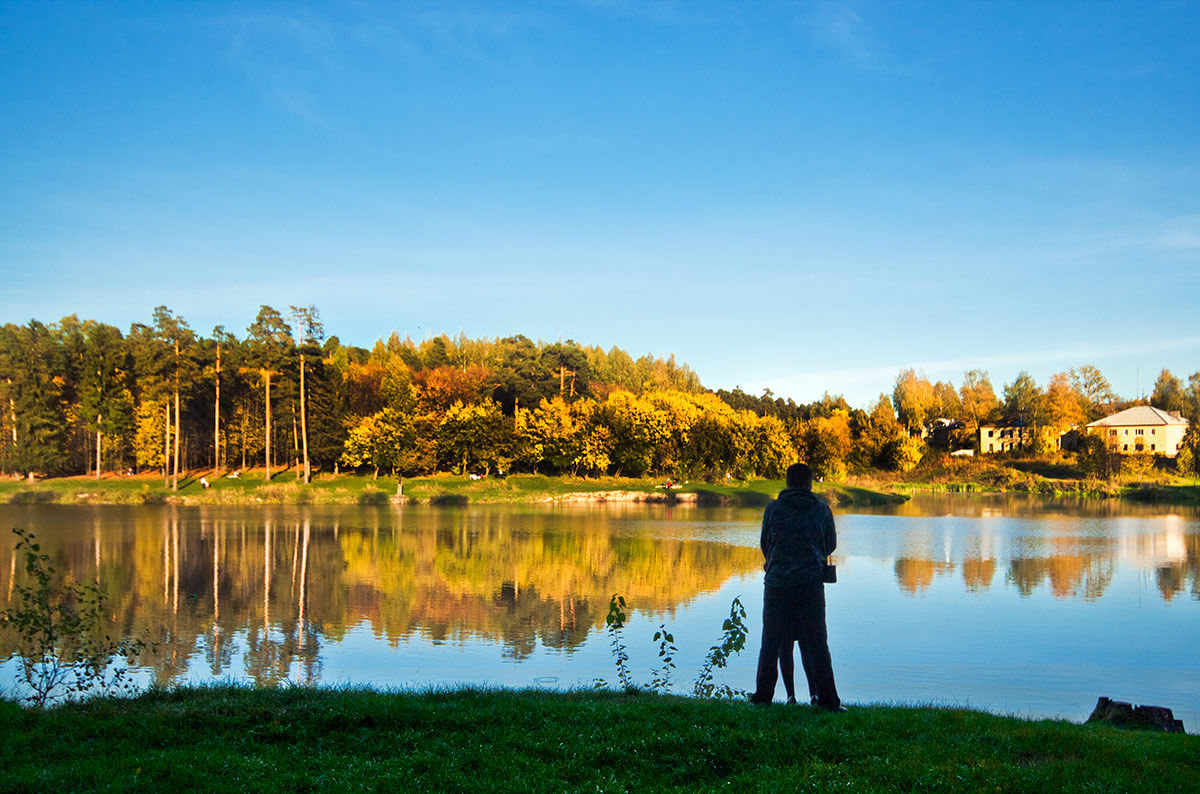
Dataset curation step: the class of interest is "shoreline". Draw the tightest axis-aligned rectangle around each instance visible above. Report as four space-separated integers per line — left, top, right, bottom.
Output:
1 469 1197 507
0 471 913 508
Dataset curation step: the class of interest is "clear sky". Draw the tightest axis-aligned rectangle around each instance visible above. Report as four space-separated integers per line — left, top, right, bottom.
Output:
2 1 1198 408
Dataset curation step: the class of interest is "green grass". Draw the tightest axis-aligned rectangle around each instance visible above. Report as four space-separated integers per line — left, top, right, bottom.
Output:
1 686 1194 793
0 471 906 508
6 463 1197 508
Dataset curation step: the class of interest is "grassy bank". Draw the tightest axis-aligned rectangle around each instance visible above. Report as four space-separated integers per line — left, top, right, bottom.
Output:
850 451 1200 504
5 461 1198 508
1 686 1194 793
0 471 907 508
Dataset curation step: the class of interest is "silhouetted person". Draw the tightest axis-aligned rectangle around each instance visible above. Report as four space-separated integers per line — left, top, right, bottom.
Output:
780 643 798 704
750 462 842 710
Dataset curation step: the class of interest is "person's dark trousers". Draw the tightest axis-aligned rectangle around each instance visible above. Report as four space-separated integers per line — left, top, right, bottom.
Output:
751 581 840 708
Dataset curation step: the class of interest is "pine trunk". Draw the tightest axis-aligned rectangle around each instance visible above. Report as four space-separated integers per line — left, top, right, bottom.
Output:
214 343 221 475
163 403 170 487
172 339 180 492
173 388 180 491
300 354 310 484
291 399 300 480
264 371 272 482
95 422 101 480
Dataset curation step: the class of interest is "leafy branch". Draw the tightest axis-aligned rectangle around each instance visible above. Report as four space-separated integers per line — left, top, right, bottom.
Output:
602 593 636 692
0 528 155 707
595 593 748 699
692 596 748 699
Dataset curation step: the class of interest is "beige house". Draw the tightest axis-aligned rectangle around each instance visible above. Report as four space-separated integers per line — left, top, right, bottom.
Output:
979 417 1029 453
1085 405 1189 457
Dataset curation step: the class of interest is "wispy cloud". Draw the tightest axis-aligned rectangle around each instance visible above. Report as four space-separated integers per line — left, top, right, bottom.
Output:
803 1 879 66
208 3 548 127
1152 214 1200 250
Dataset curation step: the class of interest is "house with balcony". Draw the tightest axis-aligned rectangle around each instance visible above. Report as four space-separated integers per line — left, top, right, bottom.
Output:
1084 405 1189 457
979 416 1078 454
979 416 1029 453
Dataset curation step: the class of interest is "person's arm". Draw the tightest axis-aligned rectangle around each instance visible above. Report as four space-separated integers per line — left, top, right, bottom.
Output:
760 503 773 562
823 507 837 556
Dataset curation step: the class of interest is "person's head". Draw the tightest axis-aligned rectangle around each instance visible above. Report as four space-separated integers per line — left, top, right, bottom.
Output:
786 462 813 491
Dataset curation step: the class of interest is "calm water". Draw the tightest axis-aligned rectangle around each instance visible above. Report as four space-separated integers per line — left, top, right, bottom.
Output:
1 496 1197 729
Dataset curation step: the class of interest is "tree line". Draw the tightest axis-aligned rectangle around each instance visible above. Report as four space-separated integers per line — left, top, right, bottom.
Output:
2 307 1197 483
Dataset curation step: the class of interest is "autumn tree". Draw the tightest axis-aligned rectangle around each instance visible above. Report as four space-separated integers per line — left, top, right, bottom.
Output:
799 413 852 481
1184 373 1200 425
1150 369 1185 414
526 397 587 475
0 321 68 479
437 399 515 476
245 306 293 481
883 435 925 472
289 305 324 483
1003 371 1040 417
959 369 999 446
932 380 962 420
152 306 194 490
1070 365 1118 421
852 394 906 469
1076 433 1116 480
599 391 668 477
339 409 413 478
78 322 134 477
893 369 936 436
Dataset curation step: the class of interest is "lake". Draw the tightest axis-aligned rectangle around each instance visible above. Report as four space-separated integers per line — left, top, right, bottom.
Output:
1 496 1197 730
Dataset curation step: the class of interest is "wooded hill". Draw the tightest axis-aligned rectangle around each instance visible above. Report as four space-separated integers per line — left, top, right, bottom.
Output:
3 307 1197 484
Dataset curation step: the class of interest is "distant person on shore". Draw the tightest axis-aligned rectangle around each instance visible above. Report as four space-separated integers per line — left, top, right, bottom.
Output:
749 462 843 710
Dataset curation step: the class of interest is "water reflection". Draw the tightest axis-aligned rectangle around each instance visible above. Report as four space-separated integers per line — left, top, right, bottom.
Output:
0 498 1197 710
0 505 764 687
840 502 1200 603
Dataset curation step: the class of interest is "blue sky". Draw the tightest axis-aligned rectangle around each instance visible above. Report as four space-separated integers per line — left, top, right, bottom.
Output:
2 1 1198 407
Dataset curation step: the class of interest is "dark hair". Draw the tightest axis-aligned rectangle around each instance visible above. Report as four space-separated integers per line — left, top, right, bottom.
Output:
786 462 813 490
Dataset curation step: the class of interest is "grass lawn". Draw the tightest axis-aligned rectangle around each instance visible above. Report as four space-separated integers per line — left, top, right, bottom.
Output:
1 686 1194 793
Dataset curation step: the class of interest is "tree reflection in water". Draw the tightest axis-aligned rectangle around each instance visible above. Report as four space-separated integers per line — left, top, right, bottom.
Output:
0 499 1198 691
0 505 764 686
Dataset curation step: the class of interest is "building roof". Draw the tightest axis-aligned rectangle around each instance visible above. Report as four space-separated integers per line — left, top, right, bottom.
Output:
979 415 1026 429
1085 405 1189 428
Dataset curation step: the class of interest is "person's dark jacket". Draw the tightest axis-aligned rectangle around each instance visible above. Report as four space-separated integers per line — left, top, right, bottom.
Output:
760 488 836 587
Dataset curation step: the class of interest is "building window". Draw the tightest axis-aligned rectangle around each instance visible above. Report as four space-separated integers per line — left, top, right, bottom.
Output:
1123 444 1128 451
1135 429 1143 435
1109 429 1118 436
1150 444 1155 451
988 431 994 438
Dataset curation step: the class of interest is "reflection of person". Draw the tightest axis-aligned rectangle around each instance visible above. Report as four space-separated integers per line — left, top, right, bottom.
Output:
750 462 842 710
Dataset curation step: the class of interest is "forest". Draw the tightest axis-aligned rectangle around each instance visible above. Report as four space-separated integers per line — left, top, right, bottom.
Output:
2 306 1199 485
